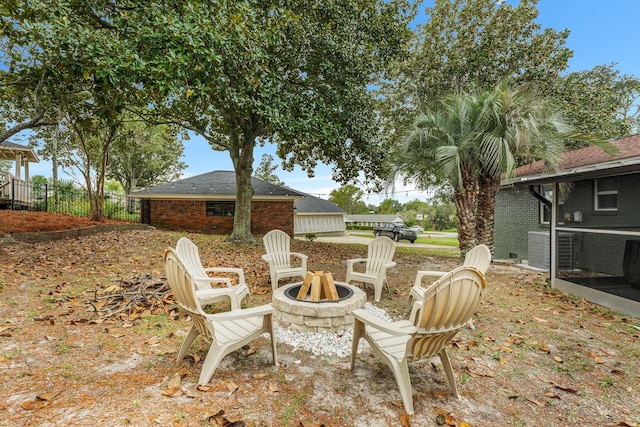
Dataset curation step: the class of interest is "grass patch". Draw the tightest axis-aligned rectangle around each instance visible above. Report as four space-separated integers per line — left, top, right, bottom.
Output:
349 231 459 247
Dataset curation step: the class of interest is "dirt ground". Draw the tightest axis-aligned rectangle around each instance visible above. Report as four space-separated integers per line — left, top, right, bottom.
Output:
1 211 639 426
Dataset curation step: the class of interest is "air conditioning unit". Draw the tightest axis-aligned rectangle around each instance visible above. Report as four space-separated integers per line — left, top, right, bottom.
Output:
528 231 574 270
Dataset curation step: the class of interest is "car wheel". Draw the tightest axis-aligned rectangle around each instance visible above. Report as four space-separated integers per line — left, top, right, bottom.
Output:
410 240 415 244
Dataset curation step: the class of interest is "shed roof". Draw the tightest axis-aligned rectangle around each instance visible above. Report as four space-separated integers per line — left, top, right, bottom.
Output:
502 134 640 186
132 170 306 200
293 192 345 214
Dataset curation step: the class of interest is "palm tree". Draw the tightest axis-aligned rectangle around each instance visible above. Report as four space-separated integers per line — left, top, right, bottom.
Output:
393 82 608 255
392 93 486 253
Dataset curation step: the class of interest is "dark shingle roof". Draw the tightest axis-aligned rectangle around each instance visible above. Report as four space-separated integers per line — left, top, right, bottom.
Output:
294 192 345 214
513 134 640 177
132 170 306 199
503 134 640 186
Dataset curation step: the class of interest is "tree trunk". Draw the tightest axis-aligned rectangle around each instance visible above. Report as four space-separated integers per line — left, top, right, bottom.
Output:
454 168 478 257
476 175 500 253
228 135 256 244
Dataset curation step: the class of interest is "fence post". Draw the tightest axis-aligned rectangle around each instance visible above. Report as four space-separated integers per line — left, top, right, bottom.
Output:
10 177 15 210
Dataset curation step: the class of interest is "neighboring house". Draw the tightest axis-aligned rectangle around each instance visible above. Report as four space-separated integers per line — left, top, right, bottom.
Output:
495 134 640 317
344 214 405 228
0 141 39 208
293 192 346 237
132 171 305 236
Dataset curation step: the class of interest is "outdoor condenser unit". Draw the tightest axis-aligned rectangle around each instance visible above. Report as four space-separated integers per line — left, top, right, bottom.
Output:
528 231 574 270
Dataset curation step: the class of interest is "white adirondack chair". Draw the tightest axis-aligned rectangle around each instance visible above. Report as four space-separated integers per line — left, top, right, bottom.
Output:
406 243 491 328
345 236 397 302
164 248 277 385
351 266 487 414
175 237 250 309
261 229 308 291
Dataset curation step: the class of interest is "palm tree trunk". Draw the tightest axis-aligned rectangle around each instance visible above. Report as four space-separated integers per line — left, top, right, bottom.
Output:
454 169 478 257
476 175 500 253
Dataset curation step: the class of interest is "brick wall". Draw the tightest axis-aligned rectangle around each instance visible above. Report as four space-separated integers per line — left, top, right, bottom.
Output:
147 199 295 236
494 186 546 260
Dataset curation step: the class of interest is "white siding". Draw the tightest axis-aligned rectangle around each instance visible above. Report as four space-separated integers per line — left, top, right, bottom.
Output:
294 214 346 235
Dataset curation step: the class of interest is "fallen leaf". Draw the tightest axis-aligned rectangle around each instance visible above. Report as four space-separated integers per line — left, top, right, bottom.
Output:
37 390 62 401
400 413 411 427
227 381 239 394
252 373 267 379
20 400 45 410
525 396 546 406
553 356 563 363
544 392 561 399
167 373 182 388
533 316 549 323
268 382 280 392
161 385 183 397
588 352 604 364
539 342 550 353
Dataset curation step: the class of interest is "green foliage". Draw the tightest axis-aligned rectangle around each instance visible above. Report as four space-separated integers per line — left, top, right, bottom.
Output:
254 154 284 186
304 233 317 242
0 160 11 174
554 63 640 142
107 122 186 193
329 185 368 214
379 0 571 149
378 198 402 214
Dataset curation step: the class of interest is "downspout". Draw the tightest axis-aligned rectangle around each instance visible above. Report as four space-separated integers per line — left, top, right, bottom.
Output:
529 186 552 281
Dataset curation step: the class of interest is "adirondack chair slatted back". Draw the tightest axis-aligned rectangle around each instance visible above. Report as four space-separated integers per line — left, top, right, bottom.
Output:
409 266 486 359
176 237 211 291
263 229 291 269
463 244 491 275
365 236 396 275
164 248 214 340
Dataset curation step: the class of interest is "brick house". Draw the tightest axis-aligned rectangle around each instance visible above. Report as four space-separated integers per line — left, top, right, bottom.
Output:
132 170 305 236
494 134 640 317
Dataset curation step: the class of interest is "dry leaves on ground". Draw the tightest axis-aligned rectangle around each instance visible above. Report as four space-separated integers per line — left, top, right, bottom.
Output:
0 211 639 426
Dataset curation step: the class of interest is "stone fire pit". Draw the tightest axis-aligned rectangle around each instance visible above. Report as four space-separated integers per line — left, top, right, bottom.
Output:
272 279 366 333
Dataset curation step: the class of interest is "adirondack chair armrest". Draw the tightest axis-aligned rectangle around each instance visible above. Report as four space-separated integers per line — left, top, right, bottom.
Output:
209 303 273 321
203 267 246 284
381 261 397 269
195 287 242 309
345 258 367 267
408 301 423 324
352 308 417 336
192 274 232 287
290 252 308 261
414 270 447 287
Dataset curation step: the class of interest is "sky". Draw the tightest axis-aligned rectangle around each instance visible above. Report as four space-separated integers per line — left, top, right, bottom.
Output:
23 0 640 206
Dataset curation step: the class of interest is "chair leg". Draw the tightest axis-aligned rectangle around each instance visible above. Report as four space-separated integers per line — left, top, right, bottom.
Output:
198 344 226 385
177 325 199 361
438 348 460 399
390 358 414 415
350 319 365 370
266 315 278 366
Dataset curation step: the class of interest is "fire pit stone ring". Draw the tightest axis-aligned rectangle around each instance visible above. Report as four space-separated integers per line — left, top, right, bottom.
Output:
272 282 366 332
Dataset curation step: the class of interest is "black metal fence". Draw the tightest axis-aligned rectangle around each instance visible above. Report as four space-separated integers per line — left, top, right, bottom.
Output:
0 175 140 221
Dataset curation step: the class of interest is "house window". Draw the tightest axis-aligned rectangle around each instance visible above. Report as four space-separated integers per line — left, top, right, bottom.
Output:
594 178 618 211
206 201 235 217
539 184 552 224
